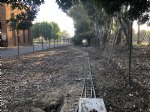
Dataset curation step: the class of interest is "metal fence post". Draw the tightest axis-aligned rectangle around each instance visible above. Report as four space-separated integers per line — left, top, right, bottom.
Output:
0 52 1 78
57 38 58 47
17 35 20 55
60 37 61 46
128 20 133 86
42 38 43 50
49 38 50 48
54 39 55 48
33 38 34 53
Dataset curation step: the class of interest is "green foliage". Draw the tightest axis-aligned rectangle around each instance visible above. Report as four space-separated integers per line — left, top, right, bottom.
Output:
61 30 70 38
32 21 60 40
68 3 94 45
72 36 81 45
56 0 150 47
50 22 61 40
56 0 73 12
92 0 150 23
32 22 41 38
56 0 150 24
0 0 44 10
50 22 60 33
78 31 95 39
1 0 44 31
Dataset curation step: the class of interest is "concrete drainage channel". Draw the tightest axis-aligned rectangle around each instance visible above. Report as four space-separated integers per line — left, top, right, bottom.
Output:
70 47 107 112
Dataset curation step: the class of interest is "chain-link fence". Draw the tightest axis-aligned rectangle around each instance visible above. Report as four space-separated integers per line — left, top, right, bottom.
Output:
133 24 150 45
1 37 71 57
89 18 150 87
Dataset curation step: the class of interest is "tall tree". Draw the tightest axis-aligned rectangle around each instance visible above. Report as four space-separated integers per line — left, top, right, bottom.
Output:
50 22 60 39
56 0 150 46
68 3 94 45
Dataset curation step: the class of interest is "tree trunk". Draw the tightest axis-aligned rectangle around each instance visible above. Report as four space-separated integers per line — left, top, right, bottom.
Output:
23 30 25 43
118 17 130 46
115 28 122 45
102 31 108 50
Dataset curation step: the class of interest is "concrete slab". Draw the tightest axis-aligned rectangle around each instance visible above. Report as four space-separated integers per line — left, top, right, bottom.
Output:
78 98 107 112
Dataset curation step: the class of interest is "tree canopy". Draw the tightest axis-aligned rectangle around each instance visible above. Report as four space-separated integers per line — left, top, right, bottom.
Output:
56 0 150 47
1 0 44 30
56 0 150 24
1 0 149 31
32 21 60 40
68 3 94 44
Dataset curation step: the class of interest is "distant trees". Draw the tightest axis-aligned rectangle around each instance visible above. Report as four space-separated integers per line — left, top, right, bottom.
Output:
68 3 94 45
32 21 60 40
61 30 70 39
50 22 61 40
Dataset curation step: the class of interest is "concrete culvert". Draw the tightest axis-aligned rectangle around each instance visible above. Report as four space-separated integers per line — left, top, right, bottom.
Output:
82 39 88 46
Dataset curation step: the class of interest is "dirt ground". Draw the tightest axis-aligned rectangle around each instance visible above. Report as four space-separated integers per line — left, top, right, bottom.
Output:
85 46 150 112
2 45 150 112
2 46 86 112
